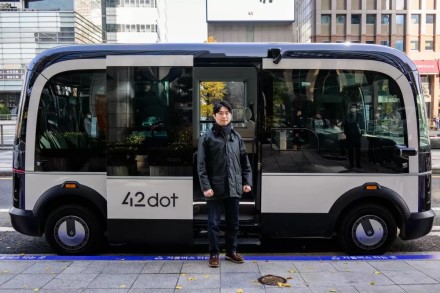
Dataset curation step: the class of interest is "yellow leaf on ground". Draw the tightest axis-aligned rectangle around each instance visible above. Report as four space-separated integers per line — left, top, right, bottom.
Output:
286 276 293 280
277 282 291 288
370 281 375 285
329 289 337 292
236 289 243 293
33 289 39 292
204 275 210 278
119 284 126 288
176 285 182 290
181 273 186 276
288 270 296 273
374 271 382 275
187 277 197 281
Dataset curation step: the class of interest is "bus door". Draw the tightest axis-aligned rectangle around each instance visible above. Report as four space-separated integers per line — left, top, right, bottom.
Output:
193 67 259 224
105 55 195 245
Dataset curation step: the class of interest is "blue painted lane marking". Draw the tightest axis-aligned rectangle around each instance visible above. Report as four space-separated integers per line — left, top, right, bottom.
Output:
1 254 440 261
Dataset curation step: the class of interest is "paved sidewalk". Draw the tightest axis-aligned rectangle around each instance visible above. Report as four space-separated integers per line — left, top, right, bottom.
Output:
0 254 439 292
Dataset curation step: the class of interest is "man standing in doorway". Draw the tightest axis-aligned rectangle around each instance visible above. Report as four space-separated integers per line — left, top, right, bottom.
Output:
197 100 253 268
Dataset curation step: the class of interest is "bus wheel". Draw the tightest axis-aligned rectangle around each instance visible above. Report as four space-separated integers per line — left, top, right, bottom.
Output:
45 205 103 255
338 204 397 255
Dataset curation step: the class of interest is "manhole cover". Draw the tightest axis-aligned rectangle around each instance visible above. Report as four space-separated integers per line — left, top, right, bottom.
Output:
258 275 287 286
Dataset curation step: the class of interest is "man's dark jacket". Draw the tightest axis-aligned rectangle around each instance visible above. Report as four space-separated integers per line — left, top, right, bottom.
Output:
197 126 252 200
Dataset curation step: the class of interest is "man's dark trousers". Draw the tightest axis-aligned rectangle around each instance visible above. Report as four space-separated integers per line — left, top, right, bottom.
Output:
207 197 240 256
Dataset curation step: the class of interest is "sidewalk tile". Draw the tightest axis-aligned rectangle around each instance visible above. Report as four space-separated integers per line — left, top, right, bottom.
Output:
220 287 265 293
257 261 297 277
293 261 337 273
382 270 438 285
131 273 179 289
101 262 144 274
399 284 440 293
301 271 394 287
353 285 406 293
0 274 16 286
43 273 98 289
182 261 219 274
0 261 35 274
141 261 164 273
22 261 71 274
368 260 418 271
332 261 376 272
220 272 263 289
176 273 220 289
87 273 138 289
159 261 183 273
220 260 259 273
61 261 92 274
265 287 312 293
82 289 129 293
309 286 358 293
128 289 174 293
0 273 54 289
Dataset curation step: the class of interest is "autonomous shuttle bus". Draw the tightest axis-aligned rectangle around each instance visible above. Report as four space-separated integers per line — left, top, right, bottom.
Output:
10 43 434 255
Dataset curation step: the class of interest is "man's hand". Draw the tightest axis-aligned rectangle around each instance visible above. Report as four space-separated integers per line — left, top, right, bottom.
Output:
243 185 252 193
204 189 214 197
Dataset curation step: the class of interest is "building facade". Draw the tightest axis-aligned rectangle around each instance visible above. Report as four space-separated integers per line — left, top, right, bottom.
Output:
304 0 440 122
206 0 295 42
104 0 165 43
0 0 103 110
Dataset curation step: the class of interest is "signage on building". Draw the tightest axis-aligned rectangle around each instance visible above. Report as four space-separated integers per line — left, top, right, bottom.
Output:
413 60 439 75
207 0 294 22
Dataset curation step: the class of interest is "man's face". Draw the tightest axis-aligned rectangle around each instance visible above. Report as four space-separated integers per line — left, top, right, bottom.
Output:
213 106 231 126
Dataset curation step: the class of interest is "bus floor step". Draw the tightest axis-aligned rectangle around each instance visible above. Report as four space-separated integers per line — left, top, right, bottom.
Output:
193 237 261 246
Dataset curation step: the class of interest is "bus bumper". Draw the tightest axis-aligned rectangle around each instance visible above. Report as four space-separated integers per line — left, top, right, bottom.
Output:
9 207 41 237
400 209 435 240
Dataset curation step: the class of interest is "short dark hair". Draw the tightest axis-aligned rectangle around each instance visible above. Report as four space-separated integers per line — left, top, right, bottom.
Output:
213 100 232 114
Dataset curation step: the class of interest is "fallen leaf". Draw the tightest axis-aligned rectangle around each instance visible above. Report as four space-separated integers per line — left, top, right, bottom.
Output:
33 289 39 292
329 289 337 292
176 285 182 290
286 276 293 280
204 275 210 278
374 271 382 275
277 282 291 288
181 273 186 276
236 289 243 293
288 269 296 273
187 277 197 281
370 281 375 285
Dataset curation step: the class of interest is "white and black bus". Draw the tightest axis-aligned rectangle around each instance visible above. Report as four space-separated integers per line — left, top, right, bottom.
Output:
10 43 434 255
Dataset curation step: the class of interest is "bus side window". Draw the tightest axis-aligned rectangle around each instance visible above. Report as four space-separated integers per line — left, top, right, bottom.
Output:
35 70 106 172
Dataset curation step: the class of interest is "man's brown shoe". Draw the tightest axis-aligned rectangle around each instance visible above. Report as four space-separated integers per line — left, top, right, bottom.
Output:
225 252 244 264
209 255 219 267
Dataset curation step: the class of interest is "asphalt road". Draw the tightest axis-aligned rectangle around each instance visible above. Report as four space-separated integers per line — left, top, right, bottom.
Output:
0 177 439 255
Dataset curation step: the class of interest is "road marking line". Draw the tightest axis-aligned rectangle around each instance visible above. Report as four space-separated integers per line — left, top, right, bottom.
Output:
0 209 9 213
432 207 440 211
431 225 440 231
0 227 14 232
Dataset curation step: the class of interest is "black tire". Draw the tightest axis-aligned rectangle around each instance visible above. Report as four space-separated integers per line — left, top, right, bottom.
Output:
338 204 397 255
44 205 103 255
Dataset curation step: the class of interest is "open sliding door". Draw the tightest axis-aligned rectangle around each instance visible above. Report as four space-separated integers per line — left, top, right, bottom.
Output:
105 55 195 244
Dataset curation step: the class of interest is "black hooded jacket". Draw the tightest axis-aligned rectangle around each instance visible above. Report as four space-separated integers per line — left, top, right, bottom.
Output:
197 125 252 200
